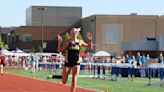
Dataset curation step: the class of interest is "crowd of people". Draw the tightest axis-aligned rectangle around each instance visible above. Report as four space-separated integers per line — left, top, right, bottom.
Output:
1 50 164 91
0 53 63 72
1 52 164 69
93 52 164 68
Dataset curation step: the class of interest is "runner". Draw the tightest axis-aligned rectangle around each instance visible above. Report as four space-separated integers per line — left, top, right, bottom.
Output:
57 27 93 92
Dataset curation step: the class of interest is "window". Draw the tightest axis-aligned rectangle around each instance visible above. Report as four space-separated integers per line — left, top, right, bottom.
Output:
16 35 19 43
22 34 32 42
103 24 123 44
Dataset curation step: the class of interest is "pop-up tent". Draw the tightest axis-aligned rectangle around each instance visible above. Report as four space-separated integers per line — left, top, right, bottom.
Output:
1 48 14 55
12 48 24 53
11 48 30 56
93 51 110 57
93 51 111 63
16 49 24 53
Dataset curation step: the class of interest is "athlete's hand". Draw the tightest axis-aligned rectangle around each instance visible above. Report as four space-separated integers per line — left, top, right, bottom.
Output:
57 34 62 53
86 32 92 41
57 34 62 42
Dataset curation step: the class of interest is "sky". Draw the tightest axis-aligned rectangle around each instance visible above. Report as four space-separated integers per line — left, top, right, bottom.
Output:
0 0 164 27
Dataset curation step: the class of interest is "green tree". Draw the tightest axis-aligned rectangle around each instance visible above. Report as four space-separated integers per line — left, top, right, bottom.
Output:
78 33 86 52
38 45 42 53
31 47 35 53
0 37 8 49
63 32 71 41
62 32 86 52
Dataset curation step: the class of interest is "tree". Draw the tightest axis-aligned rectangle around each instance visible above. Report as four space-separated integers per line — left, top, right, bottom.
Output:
78 32 86 52
63 32 71 41
0 37 8 49
38 45 42 53
62 32 86 52
31 47 35 53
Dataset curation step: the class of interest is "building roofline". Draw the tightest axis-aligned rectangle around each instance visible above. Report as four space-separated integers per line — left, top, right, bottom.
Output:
86 14 161 17
29 5 82 9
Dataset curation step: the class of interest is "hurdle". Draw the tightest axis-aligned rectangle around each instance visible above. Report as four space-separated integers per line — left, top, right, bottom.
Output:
38 62 135 81
79 63 134 81
147 63 164 87
110 63 134 81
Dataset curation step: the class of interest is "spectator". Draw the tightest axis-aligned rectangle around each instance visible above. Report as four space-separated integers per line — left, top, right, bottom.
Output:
130 55 137 67
158 53 164 64
141 54 146 64
125 54 130 63
146 54 150 62
121 56 126 63
136 52 142 67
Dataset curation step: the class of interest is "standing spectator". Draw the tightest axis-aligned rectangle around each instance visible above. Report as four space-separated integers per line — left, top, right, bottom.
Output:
146 54 150 62
158 53 164 64
125 54 130 63
30 55 36 73
121 56 126 63
111 57 116 63
141 54 146 64
130 55 137 67
136 52 142 67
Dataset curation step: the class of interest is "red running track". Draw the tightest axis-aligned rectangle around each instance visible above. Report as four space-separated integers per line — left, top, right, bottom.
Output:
0 74 96 92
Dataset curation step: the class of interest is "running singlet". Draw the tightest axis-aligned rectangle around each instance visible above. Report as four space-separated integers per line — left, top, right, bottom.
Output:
64 41 81 67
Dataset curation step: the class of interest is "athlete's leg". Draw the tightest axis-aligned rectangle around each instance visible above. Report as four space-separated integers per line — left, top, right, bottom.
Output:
70 65 80 92
62 66 71 84
0 64 4 75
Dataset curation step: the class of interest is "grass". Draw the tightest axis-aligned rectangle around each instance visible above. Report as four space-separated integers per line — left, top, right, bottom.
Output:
5 69 164 92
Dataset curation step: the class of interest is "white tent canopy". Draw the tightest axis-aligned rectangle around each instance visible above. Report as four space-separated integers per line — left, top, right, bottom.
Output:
1 48 14 56
13 53 30 56
11 48 30 56
94 51 110 57
1 48 10 53
16 49 24 53
0 48 30 56
12 48 24 53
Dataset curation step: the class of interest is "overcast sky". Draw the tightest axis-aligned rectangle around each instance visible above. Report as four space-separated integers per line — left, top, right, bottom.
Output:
0 0 164 27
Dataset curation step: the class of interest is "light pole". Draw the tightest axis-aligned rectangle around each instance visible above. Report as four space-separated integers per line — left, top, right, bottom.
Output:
37 7 47 52
7 33 10 48
153 16 159 38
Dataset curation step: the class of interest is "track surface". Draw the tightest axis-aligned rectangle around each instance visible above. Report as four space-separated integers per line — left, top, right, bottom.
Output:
0 74 96 92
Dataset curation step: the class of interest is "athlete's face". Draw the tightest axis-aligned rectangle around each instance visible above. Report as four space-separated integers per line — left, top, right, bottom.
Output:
70 28 79 38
